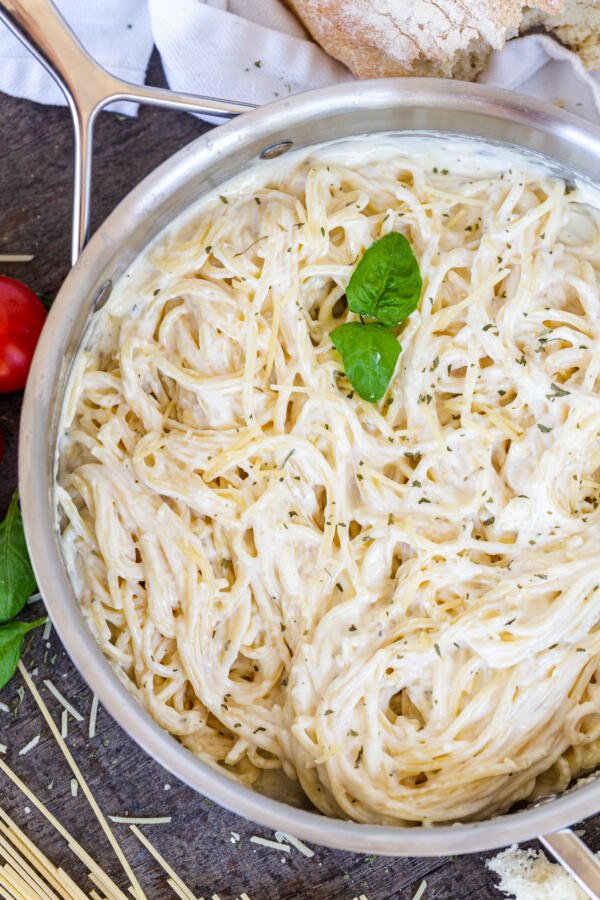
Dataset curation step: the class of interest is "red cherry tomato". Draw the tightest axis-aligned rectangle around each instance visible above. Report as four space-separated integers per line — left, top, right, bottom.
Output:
0 275 47 392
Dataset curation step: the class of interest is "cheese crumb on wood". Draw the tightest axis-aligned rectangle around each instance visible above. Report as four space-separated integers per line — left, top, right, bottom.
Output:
88 694 99 739
249 836 290 852
274 830 314 857
18 735 40 756
487 844 587 899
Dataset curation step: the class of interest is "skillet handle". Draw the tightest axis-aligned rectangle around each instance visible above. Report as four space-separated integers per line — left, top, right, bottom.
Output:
0 0 255 264
540 829 600 899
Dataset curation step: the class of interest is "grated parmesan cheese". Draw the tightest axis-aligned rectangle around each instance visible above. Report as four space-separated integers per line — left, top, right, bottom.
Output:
249 836 290 852
61 708 68 739
56 135 600 828
88 693 99 739
18 735 40 756
70 778 78 797
487 844 587 899
274 831 314 858
0 254 34 263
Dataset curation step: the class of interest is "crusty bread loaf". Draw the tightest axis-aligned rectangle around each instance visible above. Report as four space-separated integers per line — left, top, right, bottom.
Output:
524 0 600 70
284 0 573 80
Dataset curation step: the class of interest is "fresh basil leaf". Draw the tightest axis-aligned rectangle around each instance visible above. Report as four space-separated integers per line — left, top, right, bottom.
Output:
331 322 400 403
0 617 46 691
0 493 36 624
346 232 422 327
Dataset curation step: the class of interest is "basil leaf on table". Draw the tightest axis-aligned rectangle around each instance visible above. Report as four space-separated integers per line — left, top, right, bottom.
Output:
346 232 422 327
0 492 36 624
331 323 400 403
0 617 46 691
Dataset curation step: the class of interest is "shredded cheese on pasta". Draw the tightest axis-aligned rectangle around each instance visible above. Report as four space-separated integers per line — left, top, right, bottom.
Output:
57 136 600 826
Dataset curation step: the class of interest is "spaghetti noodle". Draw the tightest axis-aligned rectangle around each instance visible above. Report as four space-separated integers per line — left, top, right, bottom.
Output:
57 136 600 825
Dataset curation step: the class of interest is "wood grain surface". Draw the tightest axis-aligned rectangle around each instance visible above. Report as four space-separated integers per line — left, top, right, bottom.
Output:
1 53 598 900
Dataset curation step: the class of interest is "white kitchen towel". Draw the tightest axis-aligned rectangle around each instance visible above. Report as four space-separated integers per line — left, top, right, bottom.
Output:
147 0 351 114
481 33 600 123
0 0 599 124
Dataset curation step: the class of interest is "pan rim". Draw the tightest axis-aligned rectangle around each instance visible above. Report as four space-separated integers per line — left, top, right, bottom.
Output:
19 76 600 856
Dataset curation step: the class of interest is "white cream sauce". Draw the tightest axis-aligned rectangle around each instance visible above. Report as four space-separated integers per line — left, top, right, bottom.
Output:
57 134 600 825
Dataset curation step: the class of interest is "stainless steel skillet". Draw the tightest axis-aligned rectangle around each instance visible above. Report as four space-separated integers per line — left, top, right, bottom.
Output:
4 0 600 892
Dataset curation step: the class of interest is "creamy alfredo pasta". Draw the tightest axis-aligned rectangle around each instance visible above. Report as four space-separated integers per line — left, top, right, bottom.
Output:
57 136 600 826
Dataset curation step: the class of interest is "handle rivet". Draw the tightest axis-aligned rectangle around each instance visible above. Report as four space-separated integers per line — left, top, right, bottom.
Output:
259 141 293 160
92 280 112 312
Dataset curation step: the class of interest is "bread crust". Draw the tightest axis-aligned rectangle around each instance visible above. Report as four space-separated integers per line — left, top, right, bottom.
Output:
286 0 565 80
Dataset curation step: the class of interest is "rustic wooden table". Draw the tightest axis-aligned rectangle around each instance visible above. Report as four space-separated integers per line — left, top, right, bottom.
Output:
1 56 597 900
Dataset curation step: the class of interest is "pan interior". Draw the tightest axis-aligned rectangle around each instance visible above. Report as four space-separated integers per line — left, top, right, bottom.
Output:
22 81 600 854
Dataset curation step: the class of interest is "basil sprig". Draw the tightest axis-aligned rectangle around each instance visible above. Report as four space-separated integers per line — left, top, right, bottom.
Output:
0 618 46 689
331 323 401 404
331 232 422 402
0 493 36 622
346 232 422 327
0 493 46 690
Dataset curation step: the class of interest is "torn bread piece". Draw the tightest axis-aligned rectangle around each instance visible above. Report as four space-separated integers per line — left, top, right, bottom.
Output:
285 0 563 79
